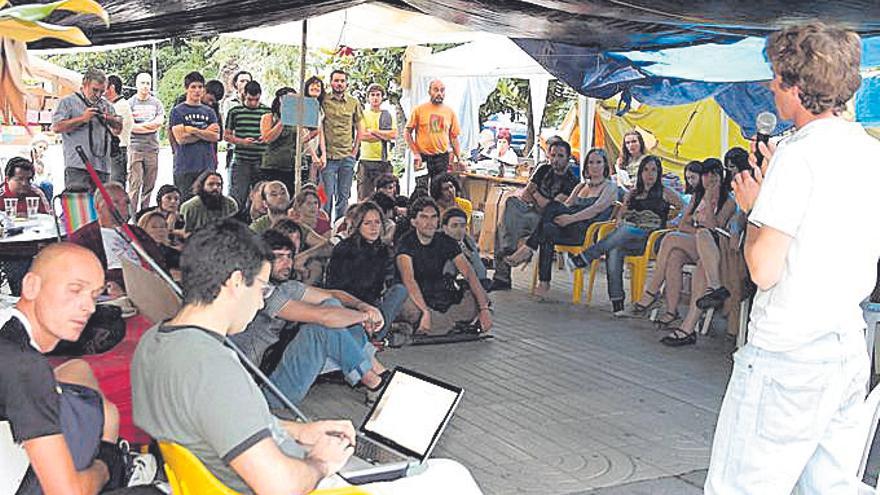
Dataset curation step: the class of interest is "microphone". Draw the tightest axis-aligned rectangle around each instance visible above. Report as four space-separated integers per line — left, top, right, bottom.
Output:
754 112 777 170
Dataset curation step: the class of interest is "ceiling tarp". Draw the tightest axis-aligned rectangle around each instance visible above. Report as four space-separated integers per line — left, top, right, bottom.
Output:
222 3 492 49
25 0 880 51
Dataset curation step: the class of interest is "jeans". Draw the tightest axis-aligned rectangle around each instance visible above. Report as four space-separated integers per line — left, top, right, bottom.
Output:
493 196 541 283
375 284 409 341
705 333 869 494
265 299 374 407
526 201 610 282
580 224 648 302
173 171 203 203
321 156 356 220
229 156 260 210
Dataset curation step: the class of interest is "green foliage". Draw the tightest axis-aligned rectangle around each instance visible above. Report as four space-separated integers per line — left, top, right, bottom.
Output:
479 78 530 124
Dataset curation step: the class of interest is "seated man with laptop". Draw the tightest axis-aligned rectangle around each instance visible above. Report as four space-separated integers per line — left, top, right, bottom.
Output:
131 219 482 494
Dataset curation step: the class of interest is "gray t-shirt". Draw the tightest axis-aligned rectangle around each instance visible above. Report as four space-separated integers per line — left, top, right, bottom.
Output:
52 93 117 173
131 324 306 493
231 280 306 365
128 95 165 153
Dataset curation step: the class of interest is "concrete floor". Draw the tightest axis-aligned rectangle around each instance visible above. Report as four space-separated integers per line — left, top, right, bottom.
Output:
300 264 738 494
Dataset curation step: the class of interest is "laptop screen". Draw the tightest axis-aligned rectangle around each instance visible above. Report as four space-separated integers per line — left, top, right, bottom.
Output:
361 368 462 459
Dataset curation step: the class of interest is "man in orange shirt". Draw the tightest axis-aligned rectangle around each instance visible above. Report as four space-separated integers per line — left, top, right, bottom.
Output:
405 79 461 187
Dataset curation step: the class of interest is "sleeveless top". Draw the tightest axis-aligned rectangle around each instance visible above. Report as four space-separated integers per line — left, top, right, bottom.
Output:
624 192 670 231
261 122 296 171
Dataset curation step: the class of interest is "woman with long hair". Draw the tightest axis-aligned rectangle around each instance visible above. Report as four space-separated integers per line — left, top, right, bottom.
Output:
632 158 736 328
303 76 327 181
505 148 616 299
614 129 646 189
568 155 683 315
326 202 408 340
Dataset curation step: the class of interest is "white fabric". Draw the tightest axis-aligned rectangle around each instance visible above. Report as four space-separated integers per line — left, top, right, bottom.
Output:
705 334 869 494
318 458 483 494
0 421 30 495
100 227 139 270
223 4 493 49
748 118 880 352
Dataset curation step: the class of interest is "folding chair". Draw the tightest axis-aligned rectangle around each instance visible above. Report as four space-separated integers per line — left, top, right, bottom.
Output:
53 190 98 239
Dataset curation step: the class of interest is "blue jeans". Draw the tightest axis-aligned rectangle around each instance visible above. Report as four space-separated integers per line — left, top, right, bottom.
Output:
321 156 355 220
265 299 373 407
375 284 408 341
580 224 648 302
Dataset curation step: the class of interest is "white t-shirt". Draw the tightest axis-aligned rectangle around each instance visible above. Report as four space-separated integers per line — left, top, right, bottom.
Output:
748 118 880 352
113 98 134 147
100 228 139 270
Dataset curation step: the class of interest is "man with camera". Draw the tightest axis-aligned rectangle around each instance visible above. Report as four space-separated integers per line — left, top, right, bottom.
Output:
52 68 122 192
705 22 880 494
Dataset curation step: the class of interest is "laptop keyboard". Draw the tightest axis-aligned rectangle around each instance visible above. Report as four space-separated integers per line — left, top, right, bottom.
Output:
354 439 407 465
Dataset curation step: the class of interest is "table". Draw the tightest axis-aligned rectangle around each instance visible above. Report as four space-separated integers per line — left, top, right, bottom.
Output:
456 172 528 258
0 214 62 294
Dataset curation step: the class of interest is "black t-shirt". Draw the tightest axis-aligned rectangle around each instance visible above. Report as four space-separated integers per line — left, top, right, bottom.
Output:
0 311 62 443
326 237 391 305
396 231 462 309
530 164 579 201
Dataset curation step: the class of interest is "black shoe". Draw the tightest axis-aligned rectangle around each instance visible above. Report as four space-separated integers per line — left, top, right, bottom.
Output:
611 299 625 317
696 287 731 310
660 329 697 347
365 370 393 405
488 279 512 292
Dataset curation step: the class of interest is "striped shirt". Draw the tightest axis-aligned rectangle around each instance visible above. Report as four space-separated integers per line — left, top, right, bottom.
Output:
226 104 270 162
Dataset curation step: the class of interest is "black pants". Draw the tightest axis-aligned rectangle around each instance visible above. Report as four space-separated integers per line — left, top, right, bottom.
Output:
526 201 608 282
416 152 449 189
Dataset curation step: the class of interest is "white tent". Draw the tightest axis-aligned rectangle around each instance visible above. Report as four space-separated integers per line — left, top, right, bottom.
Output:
222 3 494 48
403 35 554 187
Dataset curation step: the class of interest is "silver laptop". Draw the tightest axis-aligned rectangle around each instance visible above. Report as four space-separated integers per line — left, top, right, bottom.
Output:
338 367 463 484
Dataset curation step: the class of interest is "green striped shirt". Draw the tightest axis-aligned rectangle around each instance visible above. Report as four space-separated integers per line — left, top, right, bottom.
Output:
226 104 270 161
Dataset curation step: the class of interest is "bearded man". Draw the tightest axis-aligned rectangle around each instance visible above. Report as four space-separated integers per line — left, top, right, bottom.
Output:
180 170 239 234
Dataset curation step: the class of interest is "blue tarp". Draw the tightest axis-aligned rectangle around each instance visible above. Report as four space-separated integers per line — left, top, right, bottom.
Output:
516 36 880 137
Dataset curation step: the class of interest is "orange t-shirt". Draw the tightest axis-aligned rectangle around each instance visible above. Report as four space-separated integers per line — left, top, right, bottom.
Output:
406 103 460 156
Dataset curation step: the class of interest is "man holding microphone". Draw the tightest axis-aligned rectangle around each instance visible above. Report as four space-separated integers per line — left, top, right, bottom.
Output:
706 22 880 494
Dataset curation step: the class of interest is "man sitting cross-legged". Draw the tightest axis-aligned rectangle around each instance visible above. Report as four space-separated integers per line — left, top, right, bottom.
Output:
131 219 482 495
1 243 156 494
397 197 493 335
230 229 391 406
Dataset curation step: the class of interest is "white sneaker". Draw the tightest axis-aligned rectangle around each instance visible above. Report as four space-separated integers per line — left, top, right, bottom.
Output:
127 453 159 487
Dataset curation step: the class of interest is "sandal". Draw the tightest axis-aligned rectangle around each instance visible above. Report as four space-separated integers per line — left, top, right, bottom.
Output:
654 311 680 329
696 286 730 310
631 291 661 317
660 328 697 347
504 246 534 268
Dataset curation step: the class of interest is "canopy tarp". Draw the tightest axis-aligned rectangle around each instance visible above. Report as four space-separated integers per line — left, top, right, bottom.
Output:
222 3 492 49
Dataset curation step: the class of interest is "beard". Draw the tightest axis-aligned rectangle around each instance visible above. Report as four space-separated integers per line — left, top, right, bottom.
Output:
198 190 223 211
431 96 444 104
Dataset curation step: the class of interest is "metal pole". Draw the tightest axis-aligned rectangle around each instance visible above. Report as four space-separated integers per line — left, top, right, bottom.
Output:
293 19 308 198
151 42 158 92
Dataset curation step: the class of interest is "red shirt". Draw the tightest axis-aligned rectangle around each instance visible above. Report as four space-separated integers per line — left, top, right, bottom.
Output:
0 181 50 216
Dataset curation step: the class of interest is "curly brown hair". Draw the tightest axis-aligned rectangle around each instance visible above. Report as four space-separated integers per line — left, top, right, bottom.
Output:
765 22 861 116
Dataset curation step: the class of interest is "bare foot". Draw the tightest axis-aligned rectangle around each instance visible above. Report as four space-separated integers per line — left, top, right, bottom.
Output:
533 282 550 299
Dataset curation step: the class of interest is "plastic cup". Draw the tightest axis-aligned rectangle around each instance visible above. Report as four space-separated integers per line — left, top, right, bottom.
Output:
4 198 18 217
26 197 39 217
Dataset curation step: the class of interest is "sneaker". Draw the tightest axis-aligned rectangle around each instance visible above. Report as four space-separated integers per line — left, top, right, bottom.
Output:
611 299 625 317
126 453 159 487
565 252 587 271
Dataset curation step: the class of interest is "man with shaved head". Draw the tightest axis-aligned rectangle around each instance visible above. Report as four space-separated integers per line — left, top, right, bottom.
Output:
405 79 461 188
0 243 146 493
68 181 164 295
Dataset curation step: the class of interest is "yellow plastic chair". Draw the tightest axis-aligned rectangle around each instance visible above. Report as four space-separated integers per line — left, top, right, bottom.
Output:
584 222 671 304
530 220 609 303
158 441 371 495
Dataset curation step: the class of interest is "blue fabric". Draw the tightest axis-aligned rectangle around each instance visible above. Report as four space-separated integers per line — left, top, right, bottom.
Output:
516 36 880 136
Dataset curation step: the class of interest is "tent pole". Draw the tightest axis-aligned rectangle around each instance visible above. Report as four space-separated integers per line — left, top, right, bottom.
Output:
151 42 158 91
719 104 729 157
293 19 308 198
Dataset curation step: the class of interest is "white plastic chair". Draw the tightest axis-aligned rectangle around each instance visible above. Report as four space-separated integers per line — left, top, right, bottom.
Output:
0 421 30 494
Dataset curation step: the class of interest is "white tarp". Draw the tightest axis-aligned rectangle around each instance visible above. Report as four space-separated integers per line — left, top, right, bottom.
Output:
403 35 554 189
223 3 493 48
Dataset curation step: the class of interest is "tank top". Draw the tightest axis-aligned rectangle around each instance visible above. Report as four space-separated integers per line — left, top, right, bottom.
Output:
624 192 670 231
261 121 296 171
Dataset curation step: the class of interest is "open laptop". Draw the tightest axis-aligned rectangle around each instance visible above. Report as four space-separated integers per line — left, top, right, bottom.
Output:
338 367 463 484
